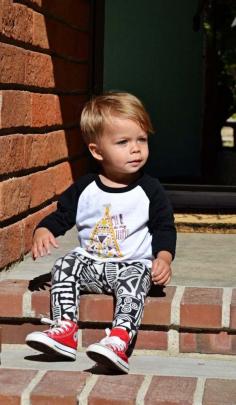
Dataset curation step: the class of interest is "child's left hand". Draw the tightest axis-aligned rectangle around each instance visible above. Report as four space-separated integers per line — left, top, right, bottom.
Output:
151 256 172 285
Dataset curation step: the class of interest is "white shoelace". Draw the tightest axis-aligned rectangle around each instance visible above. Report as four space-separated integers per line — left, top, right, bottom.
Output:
100 328 127 351
41 317 72 335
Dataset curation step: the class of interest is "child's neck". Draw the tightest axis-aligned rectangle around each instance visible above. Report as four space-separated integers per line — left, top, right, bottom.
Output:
99 171 141 188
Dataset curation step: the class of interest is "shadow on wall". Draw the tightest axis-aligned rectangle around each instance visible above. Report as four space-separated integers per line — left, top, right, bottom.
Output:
41 0 94 181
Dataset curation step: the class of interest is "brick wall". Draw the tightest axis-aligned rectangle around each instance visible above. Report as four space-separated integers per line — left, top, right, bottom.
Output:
0 0 93 269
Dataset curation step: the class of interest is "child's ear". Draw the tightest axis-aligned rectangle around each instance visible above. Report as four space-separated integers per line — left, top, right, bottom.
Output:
88 143 103 161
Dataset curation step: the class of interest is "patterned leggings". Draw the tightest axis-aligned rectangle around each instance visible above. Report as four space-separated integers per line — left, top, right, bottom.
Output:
51 252 151 339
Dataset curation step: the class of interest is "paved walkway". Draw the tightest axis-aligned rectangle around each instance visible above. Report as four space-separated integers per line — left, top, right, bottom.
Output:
1 229 236 403
2 345 236 379
2 227 236 287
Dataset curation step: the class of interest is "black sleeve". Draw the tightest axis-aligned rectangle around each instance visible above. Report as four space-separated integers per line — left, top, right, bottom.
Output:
141 175 177 259
36 174 95 237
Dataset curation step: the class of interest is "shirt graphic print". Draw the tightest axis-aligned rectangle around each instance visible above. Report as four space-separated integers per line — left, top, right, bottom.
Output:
87 204 129 258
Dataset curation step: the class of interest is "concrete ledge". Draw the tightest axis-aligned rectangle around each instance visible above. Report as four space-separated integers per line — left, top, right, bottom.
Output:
0 367 236 404
1 279 236 355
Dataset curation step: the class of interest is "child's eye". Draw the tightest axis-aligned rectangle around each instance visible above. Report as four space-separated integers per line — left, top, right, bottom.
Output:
116 140 127 145
138 137 148 143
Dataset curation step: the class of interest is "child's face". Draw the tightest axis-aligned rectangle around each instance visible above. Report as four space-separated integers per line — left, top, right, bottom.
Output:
89 115 149 180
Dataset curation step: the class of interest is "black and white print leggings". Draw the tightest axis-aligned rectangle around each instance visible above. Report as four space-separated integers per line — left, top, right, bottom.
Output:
51 252 151 340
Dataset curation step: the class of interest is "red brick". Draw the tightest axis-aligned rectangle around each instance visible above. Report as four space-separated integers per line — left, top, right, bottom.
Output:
0 134 26 175
89 375 144 405
0 280 28 317
29 163 73 208
179 332 198 353
0 90 32 128
51 162 73 195
145 376 197 405
29 163 70 207
31 94 86 127
29 169 55 208
24 133 51 168
0 42 26 84
203 378 236 404
135 329 168 350
0 369 38 404
1 323 46 344
1 43 89 90
82 329 106 347
1 2 90 59
28 53 88 90
230 288 236 329
0 222 23 269
26 52 54 88
31 370 89 405
0 130 85 176
142 286 176 326
31 288 51 318
180 287 223 328
180 331 236 355
80 294 114 323
32 93 61 127
1 1 33 43
0 177 31 221
25 130 85 168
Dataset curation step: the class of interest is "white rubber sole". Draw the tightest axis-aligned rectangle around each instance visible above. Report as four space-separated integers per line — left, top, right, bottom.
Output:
25 332 77 360
86 343 129 373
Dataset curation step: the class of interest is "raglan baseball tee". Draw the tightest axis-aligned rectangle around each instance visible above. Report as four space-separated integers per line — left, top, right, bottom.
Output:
37 173 176 267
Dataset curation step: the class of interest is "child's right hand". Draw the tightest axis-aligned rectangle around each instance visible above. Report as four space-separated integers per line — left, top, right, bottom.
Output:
31 227 59 260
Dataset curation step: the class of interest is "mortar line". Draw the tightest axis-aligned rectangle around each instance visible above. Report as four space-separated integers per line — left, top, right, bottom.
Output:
170 285 185 325
192 377 206 405
77 374 98 405
168 286 185 354
22 290 34 317
21 370 46 405
136 375 152 405
222 287 233 328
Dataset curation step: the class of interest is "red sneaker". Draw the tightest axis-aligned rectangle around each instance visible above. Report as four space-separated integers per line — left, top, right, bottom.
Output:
25 318 78 360
86 328 130 373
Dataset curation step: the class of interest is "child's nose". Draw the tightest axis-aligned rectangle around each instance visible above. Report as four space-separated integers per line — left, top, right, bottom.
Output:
130 142 140 153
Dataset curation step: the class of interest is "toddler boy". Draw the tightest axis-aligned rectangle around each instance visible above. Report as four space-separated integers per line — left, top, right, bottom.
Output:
26 92 176 373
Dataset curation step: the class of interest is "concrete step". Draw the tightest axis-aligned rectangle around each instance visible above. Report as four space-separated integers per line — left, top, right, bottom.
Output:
1 345 236 404
1 229 236 355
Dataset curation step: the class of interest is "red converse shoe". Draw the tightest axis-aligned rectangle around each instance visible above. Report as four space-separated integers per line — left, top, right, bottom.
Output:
25 318 78 360
86 328 130 373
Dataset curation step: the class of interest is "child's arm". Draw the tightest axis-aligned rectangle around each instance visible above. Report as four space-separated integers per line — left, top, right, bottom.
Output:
151 250 172 285
31 181 80 260
31 227 59 260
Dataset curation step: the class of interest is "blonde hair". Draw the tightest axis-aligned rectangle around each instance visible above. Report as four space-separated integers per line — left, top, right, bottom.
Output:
80 92 154 144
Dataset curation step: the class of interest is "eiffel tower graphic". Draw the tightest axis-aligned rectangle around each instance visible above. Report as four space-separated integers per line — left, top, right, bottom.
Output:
87 204 123 258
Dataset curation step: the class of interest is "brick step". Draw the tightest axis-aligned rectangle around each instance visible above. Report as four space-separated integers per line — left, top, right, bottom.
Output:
1 279 236 355
0 365 236 404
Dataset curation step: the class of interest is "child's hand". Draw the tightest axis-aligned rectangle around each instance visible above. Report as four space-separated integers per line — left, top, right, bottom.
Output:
151 252 172 285
31 227 59 260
